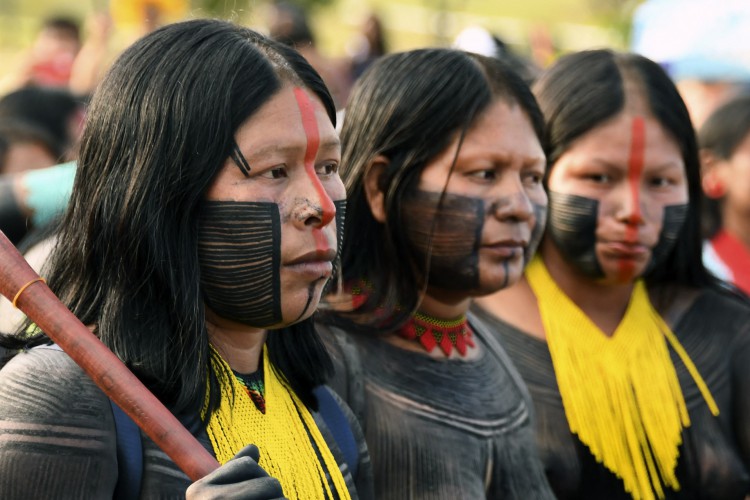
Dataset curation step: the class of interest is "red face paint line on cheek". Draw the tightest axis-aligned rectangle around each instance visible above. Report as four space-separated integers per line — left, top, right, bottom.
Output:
293 87 336 244
619 116 645 281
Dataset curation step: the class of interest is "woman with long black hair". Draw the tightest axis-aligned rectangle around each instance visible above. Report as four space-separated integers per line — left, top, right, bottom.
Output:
0 19 372 499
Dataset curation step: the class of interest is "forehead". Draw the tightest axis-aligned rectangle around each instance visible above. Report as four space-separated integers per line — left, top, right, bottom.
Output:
562 112 683 167
234 85 337 151
453 99 543 160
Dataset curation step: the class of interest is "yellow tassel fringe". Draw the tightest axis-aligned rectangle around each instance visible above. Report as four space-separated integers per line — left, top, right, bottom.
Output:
526 256 718 500
205 345 351 500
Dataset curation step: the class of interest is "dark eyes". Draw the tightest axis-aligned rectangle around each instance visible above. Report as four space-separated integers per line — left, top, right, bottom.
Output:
586 173 611 183
260 162 338 179
524 172 543 185
315 163 339 176
268 167 288 179
468 169 543 186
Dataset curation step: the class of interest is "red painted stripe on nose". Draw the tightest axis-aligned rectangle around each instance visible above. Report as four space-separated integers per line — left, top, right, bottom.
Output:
293 87 336 229
620 116 645 281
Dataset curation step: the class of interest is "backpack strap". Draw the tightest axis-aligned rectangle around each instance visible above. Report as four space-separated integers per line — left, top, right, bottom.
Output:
110 400 143 500
314 385 358 478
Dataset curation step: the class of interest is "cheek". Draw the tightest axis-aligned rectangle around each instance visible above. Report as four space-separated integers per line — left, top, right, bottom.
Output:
325 175 346 202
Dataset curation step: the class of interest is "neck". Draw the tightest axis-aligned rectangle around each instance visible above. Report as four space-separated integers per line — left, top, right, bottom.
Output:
206 309 267 373
720 205 750 249
540 242 634 336
418 288 471 319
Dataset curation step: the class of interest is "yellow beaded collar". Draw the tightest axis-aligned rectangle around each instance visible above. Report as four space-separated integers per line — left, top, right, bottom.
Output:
526 255 718 500
205 345 351 500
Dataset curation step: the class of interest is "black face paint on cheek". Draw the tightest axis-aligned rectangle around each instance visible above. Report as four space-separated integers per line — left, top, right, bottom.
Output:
197 201 282 328
547 191 604 279
402 190 484 290
525 202 548 265
292 280 325 323
647 203 688 273
333 199 346 268
301 199 347 317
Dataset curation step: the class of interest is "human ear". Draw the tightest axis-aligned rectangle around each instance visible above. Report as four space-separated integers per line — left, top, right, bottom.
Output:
700 149 727 199
363 155 389 223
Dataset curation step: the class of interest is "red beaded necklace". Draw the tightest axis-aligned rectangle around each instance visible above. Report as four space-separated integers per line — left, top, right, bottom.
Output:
397 311 475 357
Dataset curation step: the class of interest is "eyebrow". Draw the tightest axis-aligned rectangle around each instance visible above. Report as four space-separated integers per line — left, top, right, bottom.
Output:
243 138 341 161
587 158 682 171
457 150 546 168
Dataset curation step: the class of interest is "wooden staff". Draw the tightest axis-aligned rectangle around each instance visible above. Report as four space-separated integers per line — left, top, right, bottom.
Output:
0 230 220 481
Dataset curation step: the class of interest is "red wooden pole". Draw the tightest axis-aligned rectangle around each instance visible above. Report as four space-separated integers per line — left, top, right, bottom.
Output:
0 231 220 481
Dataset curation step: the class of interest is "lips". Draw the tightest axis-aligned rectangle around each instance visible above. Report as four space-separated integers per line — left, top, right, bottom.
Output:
285 248 336 277
482 239 528 258
600 241 649 259
286 248 337 266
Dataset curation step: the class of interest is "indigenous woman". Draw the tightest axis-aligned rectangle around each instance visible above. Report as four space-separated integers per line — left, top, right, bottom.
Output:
474 49 750 499
317 49 554 498
698 95 750 295
0 20 372 499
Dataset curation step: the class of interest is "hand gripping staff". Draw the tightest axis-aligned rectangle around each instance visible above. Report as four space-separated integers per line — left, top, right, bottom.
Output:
0 230 221 481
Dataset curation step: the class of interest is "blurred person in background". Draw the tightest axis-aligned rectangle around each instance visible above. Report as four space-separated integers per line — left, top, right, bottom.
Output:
699 95 750 295
0 86 85 163
346 13 387 81
268 1 352 109
0 122 59 176
17 16 81 89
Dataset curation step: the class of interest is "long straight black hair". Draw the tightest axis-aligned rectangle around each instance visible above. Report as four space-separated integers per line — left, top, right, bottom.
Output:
321 49 545 332
4 20 336 413
533 49 713 289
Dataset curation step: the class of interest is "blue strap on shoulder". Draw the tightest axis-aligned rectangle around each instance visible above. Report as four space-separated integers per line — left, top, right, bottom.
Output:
314 385 358 478
110 401 143 500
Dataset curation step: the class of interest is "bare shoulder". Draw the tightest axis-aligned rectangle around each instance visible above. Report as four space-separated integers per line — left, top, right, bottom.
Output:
0 346 118 498
650 283 750 331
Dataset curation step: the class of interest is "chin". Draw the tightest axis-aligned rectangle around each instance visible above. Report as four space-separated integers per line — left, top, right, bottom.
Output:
472 272 523 296
278 286 326 325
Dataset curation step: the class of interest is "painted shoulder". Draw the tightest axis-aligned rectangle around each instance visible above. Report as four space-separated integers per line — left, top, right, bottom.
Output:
0 346 118 499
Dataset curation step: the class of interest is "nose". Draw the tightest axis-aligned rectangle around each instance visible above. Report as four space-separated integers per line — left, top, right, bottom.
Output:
614 181 644 226
292 174 336 229
489 179 534 222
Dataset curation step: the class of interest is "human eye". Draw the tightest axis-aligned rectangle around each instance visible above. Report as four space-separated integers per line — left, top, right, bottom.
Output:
522 169 544 187
649 175 676 188
258 166 288 179
468 169 496 182
315 162 339 176
585 172 611 184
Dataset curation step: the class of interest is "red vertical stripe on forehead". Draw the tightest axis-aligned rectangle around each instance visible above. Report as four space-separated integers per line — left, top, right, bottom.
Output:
293 87 335 230
620 116 645 281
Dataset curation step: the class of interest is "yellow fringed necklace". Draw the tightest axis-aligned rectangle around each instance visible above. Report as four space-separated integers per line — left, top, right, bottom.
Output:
526 256 718 500
204 345 351 500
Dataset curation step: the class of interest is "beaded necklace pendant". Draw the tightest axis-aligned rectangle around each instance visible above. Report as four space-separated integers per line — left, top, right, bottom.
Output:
233 370 266 414
397 311 475 357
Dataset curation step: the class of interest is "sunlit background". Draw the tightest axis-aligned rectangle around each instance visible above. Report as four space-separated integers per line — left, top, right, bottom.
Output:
0 0 650 96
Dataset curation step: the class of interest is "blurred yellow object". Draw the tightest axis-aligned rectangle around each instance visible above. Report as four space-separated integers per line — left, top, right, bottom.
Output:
110 0 188 27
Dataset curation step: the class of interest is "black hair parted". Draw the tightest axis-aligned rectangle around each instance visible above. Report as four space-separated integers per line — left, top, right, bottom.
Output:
323 48 545 332
6 19 335 414
533 49 712 289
